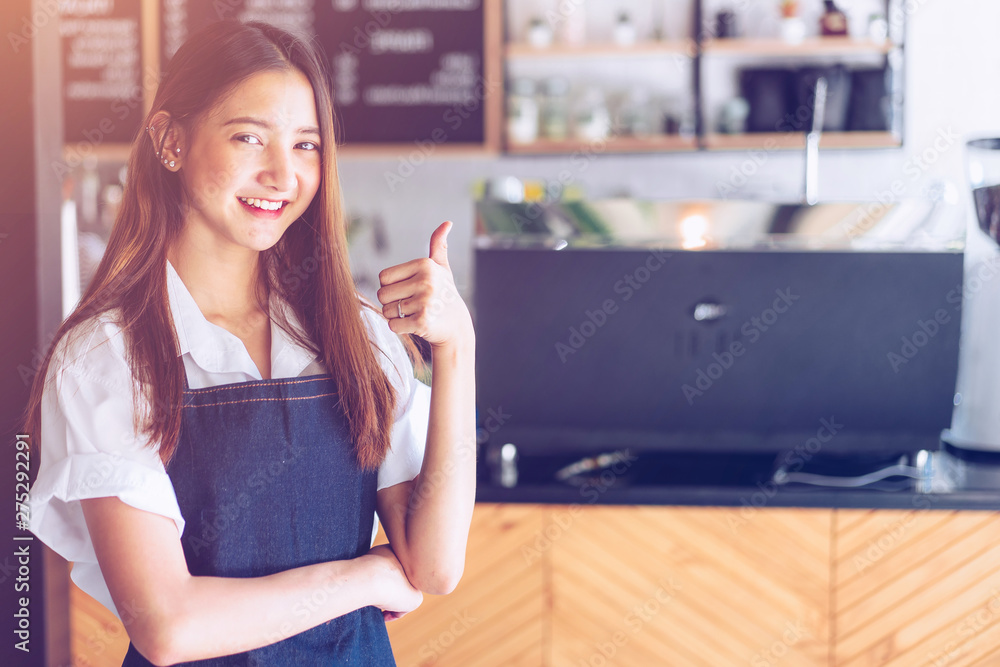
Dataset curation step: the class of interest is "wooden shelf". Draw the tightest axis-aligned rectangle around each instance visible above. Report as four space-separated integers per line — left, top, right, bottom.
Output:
702 37 897 56
703 131 901 150
505 134 697 155
336 143 500 159
506 40 695 58
63 142 132 164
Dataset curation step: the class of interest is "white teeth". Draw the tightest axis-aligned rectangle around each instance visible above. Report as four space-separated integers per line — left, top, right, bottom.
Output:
240 197 284 211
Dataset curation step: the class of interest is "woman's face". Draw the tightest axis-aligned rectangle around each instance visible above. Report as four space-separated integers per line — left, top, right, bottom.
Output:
176 68 322 256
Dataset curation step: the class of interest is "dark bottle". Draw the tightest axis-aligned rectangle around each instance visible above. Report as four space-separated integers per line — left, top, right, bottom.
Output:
820 0 848 36
974 185 1000 243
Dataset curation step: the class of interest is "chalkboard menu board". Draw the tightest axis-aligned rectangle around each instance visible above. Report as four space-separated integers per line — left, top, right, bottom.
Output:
161 0 319 63
160 0 485 145
315 0 484 144
62 0 144 145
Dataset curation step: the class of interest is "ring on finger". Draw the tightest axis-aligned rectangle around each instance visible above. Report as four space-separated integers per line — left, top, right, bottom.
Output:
397 300 406 318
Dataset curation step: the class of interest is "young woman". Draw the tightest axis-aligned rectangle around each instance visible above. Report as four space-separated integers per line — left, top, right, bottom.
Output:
25 20 476 666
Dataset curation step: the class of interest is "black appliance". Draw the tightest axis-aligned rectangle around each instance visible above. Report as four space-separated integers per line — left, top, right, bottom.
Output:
474 199 964 461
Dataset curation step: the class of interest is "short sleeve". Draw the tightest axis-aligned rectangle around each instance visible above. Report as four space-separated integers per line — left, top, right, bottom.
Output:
27 319 185 620
361 308 430 492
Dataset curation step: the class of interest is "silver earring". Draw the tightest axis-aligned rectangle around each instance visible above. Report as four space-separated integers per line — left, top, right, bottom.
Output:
175 148 181 155
169 160 176 168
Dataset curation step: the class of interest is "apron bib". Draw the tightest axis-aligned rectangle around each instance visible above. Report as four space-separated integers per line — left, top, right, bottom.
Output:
121 375 395 666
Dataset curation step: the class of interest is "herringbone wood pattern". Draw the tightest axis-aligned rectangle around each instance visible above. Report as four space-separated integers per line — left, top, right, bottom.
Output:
386 503 546 666
66 503 546 667
548 505 831 667
64 505 1000 666
834 509 1000 667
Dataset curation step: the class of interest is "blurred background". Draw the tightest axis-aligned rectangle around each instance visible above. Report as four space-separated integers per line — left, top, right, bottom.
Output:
6 0 1000 665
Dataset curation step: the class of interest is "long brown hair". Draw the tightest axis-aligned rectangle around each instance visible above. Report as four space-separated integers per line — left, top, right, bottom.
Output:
24 20 424 470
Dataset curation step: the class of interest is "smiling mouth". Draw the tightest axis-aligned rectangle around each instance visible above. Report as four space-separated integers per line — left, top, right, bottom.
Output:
238 196 287 211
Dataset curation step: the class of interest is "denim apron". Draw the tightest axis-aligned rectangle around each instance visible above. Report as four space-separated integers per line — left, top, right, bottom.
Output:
121 374 396 666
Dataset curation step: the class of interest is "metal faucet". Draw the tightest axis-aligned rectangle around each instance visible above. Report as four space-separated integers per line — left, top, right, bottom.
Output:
804 77 828 206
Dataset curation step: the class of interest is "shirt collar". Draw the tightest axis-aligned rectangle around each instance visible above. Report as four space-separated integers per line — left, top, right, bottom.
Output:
268 296 320 377
165 259 319 378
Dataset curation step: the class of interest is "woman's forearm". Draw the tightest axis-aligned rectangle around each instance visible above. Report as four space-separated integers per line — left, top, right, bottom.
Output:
81 497 415 666
401 327 477 594
374 222 478 594
154 556 379 664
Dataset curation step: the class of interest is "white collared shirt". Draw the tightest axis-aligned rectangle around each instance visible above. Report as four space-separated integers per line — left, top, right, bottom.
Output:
27 260 430 621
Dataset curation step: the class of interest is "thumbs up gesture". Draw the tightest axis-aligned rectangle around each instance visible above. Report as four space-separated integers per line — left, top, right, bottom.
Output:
376 221 474 350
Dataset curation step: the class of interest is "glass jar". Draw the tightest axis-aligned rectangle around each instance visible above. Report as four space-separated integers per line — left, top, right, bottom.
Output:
507 78 539 144
613 12 636 46
573 87 611 142
618 87 654 137
541 77 571 141
526 17 553 47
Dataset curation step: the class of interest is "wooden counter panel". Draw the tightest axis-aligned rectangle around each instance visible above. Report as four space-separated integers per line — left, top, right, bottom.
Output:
548 506 831 667
834 509 1000 667
66 503 1000 666
387 503 546 667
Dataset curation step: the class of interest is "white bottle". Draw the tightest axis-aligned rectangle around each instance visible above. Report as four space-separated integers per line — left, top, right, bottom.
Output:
780 17 807 45
614 12 636 46
574 87 610 141
507 78 539 144
527 17 553 47
557 0 587 46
